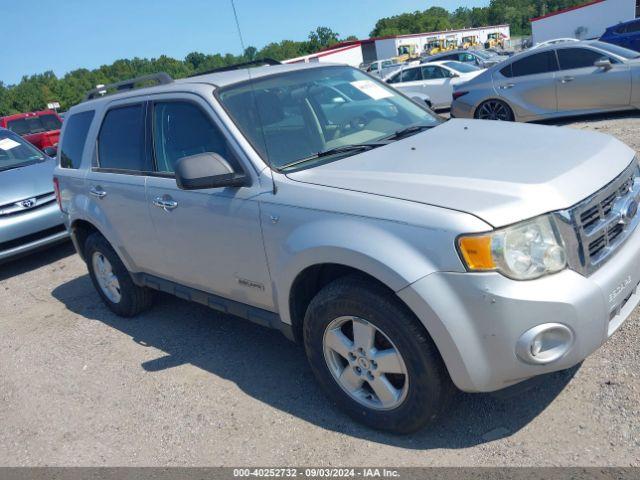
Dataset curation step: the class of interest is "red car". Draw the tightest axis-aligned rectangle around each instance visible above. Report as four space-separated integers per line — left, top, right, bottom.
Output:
0 110 63 151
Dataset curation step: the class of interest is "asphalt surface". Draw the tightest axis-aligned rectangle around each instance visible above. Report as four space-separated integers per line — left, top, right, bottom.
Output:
1 113 639 466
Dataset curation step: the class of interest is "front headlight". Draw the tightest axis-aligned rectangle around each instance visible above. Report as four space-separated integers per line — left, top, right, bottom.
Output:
457 215 567 280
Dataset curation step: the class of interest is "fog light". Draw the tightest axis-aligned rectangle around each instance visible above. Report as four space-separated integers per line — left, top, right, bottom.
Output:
516 323 574 365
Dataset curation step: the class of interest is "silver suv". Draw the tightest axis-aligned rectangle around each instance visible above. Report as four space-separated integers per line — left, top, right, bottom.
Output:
54 61 640 433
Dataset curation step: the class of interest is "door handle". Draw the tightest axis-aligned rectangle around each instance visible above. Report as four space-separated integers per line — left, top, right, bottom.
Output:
89 186 107 198
560 76 575 84
499 83 515 90
153 196 178 212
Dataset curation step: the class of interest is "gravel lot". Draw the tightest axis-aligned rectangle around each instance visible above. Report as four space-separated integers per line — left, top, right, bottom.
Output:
1 113 639 467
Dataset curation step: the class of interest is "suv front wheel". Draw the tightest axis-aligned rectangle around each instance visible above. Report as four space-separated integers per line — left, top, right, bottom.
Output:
303 275 454 433
84 232 154 317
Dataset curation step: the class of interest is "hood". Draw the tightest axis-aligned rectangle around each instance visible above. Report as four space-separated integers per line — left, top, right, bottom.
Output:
0 158 56 206
287 119 635 228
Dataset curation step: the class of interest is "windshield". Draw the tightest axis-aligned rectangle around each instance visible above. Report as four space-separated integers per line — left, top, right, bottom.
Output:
0 130 46 171
443 61 481 73
7 114 62 136
590 41 640 59
218 66 439 170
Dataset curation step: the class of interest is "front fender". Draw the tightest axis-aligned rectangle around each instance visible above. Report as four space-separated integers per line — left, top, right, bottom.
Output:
261 208 460 325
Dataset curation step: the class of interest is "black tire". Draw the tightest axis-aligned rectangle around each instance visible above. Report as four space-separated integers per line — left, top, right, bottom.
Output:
474 99 514 121
303 275 455 434
84 232 154 317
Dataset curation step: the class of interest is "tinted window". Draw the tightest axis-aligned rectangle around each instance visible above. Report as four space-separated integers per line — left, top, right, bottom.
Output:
60 110 95 169
511 51 558 77
401 68 422 82
97 104 149 171
152 102 235 173
624 20 640 33
421 66 448 79
387 72 402 84
459 53 477 63
499 64 513 77
7 114 62 135
558 48 609 69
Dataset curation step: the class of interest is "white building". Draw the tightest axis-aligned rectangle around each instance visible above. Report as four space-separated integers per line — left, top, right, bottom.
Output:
284 25 511 67
284 42 364 67
369 25 510 61
531 0 639 44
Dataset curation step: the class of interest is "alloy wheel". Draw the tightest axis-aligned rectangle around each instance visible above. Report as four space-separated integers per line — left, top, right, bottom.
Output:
91 251 122 303
477 100 512 121
322 316 409 411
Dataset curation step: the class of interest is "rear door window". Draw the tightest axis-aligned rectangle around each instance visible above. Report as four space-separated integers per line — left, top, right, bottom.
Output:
401 67 422 82
558 48 612 69
152 101 236 173
97 104 150 172
511 51 559 77
421 66 448 79
60 110 95 169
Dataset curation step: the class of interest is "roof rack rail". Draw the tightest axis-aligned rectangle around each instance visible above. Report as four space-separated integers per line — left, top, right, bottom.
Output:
83 72 174 101
188 58 281 77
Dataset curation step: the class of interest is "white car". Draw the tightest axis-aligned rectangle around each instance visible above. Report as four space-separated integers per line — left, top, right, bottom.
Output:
384 61 485 109
364 58 403 78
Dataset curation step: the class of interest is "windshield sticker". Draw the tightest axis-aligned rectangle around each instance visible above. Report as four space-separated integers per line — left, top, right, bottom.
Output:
350 80 394 100
0 138 21 151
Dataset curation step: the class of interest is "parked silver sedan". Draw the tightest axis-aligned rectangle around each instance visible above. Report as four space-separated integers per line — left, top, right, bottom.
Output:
0 128 66 262
451 40 640 122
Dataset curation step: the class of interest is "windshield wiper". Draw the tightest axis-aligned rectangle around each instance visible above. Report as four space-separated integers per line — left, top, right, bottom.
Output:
279 142 386 171
381 124 435 141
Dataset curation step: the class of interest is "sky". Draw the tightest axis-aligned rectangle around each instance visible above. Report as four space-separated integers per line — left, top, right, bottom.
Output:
0 0 488 85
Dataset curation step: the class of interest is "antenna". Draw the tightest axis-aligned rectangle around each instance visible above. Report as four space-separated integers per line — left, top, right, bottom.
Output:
230 0 277 195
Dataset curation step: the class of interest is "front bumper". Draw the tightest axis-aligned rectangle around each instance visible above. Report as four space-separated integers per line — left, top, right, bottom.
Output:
0 202 68 262
398 219 640 393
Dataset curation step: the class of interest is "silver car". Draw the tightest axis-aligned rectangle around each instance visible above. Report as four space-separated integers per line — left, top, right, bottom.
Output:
0 128 67 262
422 49 508 68
56 62 639 433
451 40 640 122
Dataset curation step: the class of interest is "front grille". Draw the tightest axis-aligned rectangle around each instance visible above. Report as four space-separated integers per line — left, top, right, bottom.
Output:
0 192 56 217
567 161 640 274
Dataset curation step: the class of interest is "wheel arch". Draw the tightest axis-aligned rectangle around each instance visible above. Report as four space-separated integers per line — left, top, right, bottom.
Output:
287 263 399 343
69 218 104 261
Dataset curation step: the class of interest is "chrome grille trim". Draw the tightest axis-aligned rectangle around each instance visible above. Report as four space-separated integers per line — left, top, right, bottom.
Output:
555 160 640 276
0 192 56 217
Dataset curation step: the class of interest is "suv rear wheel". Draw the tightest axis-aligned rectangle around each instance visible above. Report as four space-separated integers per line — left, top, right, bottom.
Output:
303 275 454 433
84 233 153 317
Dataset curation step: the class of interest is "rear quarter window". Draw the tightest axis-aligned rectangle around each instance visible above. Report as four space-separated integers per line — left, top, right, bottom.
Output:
60 110 95 169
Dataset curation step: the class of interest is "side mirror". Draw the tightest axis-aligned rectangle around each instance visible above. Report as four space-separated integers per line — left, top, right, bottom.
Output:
43 146 57 157
175 152 248 190
451 72 460 78
595 58 613 70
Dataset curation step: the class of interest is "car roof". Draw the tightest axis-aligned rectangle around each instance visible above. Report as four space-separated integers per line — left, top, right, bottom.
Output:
614 17 640 27
75 62 343 110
